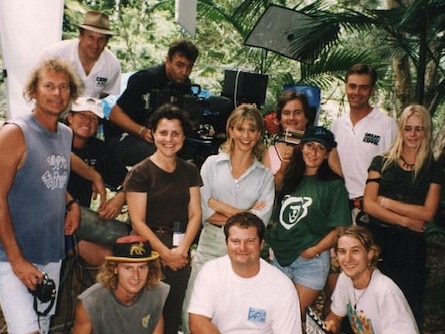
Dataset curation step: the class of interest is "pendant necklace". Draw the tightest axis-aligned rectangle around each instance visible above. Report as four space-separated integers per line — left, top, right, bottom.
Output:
400 156 415 170
353 285 369 310
353 269 373 310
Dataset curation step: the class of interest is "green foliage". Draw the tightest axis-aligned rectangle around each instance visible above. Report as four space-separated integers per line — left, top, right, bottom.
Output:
65 0 183 72
60 0 445 130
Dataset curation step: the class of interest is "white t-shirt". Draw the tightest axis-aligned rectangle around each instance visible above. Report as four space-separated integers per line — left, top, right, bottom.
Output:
331 270 419 334
44 39 121 98
188 255 302 334
332 108 397 199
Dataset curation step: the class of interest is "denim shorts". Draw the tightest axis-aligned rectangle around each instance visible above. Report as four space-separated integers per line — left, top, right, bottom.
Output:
272 250 330 290
0 261 61 334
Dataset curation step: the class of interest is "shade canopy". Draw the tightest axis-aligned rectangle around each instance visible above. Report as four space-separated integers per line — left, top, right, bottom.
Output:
244 4 339 64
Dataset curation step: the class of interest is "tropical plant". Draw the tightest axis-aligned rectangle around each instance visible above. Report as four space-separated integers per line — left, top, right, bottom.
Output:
270 0 445 117
62 1 445 125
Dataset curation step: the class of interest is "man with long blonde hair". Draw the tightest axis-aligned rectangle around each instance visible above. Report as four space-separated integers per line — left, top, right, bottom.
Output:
72 235 170 334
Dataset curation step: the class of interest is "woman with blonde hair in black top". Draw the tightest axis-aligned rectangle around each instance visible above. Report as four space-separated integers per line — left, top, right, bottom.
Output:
363 104 443 327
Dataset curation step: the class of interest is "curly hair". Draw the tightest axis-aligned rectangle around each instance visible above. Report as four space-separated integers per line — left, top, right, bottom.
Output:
96 258 162 290
23 57 83 102
220 104 266 160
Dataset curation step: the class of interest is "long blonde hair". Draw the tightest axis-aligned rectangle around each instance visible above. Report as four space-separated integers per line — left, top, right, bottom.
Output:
220 105 265 160
382 104 432 178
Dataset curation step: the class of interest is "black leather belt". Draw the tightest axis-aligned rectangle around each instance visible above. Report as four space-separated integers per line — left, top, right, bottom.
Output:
208 223 223 229
149 225 172 234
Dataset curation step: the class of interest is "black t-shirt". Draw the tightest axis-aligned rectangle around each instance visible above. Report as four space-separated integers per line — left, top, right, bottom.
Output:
369 155 443 205
116 64 192 129
68 137 129 206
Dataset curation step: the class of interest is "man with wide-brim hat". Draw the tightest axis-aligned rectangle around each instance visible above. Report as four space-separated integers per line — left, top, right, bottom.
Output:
44 10 121 98
72 235 170 334
78 11 116 36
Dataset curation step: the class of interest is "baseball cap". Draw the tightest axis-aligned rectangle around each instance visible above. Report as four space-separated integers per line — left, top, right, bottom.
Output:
301 126 337 150
71 97 104 119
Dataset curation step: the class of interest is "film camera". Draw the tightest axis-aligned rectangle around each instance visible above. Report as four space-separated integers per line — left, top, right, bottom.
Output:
281 128 305 145
28 273 57 317
28 272 56 303
144 84 205 129
145 84 233 167
28 272 56 316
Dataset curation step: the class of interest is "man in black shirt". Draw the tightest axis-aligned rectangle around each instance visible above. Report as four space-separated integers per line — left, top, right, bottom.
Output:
107 39 199 166
67 97 130 266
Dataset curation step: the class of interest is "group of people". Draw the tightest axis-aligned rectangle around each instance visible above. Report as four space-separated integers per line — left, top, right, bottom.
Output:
0 8 441 334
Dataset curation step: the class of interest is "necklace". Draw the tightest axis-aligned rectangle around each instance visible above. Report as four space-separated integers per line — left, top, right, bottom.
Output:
353 286 369 310
400 156 415 169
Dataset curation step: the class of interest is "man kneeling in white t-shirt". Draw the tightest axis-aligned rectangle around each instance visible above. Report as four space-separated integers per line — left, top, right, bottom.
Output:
188 212 302 334
325 225 419 334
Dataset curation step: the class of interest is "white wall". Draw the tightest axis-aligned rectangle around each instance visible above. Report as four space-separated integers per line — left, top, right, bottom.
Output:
0 0 64 119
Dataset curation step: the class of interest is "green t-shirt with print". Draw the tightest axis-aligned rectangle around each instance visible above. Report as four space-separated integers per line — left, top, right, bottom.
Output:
269 175 351 266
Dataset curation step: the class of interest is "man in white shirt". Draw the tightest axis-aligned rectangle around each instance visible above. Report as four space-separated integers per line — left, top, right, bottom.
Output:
332 64 397 211
44 11 121 98
188 212 302 334
325 225 419 334
327 65 397 328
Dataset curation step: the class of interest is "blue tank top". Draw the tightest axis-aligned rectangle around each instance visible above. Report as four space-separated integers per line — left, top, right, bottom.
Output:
0 114 72 264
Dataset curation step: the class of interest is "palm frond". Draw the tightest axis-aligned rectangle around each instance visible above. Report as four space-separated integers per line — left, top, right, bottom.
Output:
298 47 379 89
286 17 340 64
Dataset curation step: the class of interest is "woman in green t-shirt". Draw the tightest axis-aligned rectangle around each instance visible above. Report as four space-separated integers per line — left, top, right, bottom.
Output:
269 126 351 317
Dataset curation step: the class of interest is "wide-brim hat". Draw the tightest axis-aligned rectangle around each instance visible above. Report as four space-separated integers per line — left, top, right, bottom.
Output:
78 11 115 36
301 125 337 151
106 235 159 262
71 97 104 119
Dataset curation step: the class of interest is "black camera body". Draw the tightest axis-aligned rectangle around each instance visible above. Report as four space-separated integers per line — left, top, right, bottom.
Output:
29 272 56 303
145 84 204 129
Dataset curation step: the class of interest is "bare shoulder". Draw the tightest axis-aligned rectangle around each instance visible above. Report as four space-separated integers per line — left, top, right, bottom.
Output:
72 300 93 334
0 122 24 143
0 123 26 164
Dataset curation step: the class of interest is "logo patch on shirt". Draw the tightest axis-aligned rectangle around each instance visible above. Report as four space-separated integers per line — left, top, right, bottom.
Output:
279 195 312 230
141 314 151 328
248 307 266 323
362 132 381 145
96 76 108 87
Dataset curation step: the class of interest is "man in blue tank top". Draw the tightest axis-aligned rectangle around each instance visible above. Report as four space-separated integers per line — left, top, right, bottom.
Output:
0 57 84 334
